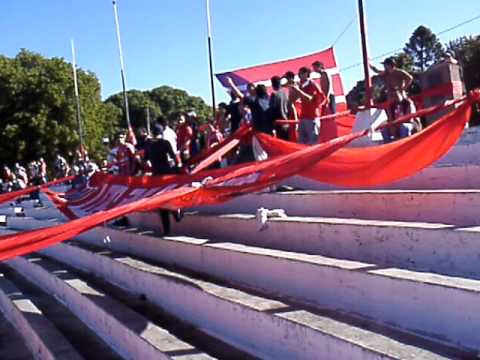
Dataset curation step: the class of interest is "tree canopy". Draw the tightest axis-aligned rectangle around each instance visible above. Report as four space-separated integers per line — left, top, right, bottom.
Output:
0 49 114 165
105 85 212 130
0 49 212 166
404 25 444 73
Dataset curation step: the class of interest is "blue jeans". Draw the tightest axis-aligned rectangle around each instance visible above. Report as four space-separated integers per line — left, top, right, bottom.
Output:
299 119 320 145
381 123 414 143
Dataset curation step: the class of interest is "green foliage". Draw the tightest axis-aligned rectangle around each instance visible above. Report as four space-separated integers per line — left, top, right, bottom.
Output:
0 49 213 166
404 26 444 72
391 53 414 73
0 49 113 165
447 35 480 91
105 85 212 130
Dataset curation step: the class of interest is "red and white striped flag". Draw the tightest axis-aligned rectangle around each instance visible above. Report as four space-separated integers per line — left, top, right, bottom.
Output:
216 47 347 112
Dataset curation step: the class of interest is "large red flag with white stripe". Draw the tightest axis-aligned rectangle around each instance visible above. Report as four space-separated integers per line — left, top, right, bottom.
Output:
216 47 347 112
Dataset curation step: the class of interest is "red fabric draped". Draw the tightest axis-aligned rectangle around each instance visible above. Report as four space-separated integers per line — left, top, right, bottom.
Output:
257 100 473 187
0 131 362 261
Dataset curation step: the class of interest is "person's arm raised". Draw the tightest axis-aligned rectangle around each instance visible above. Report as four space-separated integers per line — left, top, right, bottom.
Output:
226 77 245 100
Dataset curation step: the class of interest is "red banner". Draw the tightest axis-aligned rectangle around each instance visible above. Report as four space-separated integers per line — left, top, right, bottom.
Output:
0 131 362 261
257 95 475 187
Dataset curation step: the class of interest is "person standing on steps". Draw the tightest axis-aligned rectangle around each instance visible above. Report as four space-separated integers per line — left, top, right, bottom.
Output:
293 66 326 144
144 124 181 236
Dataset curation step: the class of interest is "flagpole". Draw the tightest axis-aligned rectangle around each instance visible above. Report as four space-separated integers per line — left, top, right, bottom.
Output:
206 0 217 119
146 107 151 136
70 39 84 149
112 0 131 128
358 0 373 107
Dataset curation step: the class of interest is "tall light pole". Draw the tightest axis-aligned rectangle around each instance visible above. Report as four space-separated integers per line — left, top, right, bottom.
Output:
112 0 131 127
358 0 373 107
206 0 217 119
70 39 84 149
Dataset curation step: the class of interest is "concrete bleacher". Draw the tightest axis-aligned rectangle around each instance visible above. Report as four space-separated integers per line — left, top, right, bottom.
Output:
2 132 480 359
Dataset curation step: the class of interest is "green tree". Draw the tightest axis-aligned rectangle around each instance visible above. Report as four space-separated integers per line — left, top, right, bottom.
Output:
106 85 212 129
404 26 444 72
447 35 480 91
392 52 414 73
105 90 162 130
0 49 112 165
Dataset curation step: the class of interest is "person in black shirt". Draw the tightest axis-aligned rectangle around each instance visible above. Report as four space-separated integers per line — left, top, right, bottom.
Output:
144 124 179 236
269 76 291 140
226 77 273 134
227 93 242 134
144 125 177 176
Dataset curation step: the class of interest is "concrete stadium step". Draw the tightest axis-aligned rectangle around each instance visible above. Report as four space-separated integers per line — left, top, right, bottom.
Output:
0 266 83 360
37 239 464 360
283 163 480 190
0 262 123 360
9 216 480 353
0 309 34 360
126 211 480 280
72 225 480 356
6 255 219 360
193 189 480 225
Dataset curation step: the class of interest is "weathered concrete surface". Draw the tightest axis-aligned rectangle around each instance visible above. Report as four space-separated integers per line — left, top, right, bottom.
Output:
0 273 82 360
126 211 480 280
7 256 172 360
41 240 459 360
74 226 480 353
193 190 480 225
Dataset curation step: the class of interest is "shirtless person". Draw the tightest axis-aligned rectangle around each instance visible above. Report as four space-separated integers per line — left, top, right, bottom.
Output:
370 57 414 141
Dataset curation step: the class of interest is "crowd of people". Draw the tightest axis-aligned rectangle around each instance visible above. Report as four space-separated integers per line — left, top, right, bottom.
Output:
0 57 423 232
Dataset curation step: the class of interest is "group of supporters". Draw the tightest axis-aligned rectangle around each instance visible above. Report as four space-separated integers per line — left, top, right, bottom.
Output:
219 61 336 147
1 160 48 193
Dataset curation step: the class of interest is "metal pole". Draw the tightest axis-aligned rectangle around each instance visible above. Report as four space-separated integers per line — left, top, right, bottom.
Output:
146 107 151 136
358 0 373 107
112 0 131 128
70 39 84 149
206 0 217 119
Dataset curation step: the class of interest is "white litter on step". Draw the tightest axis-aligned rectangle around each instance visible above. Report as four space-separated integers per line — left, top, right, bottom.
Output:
256 207 287 231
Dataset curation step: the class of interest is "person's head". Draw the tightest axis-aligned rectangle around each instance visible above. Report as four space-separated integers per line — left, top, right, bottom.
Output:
271 76 282 91
382 57 396 72
178 113 186 124
255 84 268 99
152 123 164 138
138 127 148 138
283 71 296 85
116 130 127 145
157 116 168 129
218 102 228 114
298 66 311 82
312 61 325 73
247 83 256 97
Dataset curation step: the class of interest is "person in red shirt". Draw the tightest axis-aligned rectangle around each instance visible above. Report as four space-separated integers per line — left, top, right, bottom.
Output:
293 66 326 144
176 114 193 162
114 131 136 176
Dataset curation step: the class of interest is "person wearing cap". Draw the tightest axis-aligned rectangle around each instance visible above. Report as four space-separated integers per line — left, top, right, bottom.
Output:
292 66 326 144
370 57 414 142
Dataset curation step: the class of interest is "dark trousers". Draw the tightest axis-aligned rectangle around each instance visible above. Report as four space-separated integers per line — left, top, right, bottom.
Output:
153 168 175 236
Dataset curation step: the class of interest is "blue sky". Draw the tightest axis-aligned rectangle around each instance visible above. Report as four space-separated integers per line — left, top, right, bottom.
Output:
1 0 479 104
